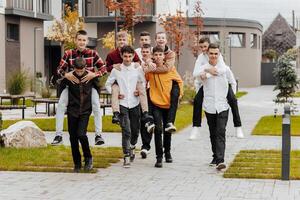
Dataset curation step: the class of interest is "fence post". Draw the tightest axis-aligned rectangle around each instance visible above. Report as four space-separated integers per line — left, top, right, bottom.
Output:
282 105 291 180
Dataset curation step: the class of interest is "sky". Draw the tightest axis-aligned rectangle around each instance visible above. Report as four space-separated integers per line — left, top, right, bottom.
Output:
188 0 300 31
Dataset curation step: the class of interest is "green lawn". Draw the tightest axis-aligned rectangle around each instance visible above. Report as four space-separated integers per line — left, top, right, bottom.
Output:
236 91 248 98
252 115 300 136
292 92 300 97
224 150 300 179
2 103 193 133
2 99 34 107
0 145 122 173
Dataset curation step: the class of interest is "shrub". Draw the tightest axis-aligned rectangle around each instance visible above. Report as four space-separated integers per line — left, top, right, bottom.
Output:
7 71 28 95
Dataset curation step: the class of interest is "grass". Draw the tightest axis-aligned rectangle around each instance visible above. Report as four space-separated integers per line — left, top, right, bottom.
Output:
2 103 193 133
292 92 300 97
224 150 300 179
252 115 300 136
2 99 34 107
0 145 122 173
236 91 248 98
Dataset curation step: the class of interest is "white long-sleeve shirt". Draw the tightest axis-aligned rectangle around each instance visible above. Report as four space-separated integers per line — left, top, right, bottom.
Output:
105 63 145 109
201 63 229 114
192 53 226 91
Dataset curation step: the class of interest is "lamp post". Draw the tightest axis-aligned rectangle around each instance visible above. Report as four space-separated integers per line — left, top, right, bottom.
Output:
33 27 42 95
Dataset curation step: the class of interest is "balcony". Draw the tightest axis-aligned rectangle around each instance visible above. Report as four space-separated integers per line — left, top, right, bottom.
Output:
5 0 52 20
83 0 156 23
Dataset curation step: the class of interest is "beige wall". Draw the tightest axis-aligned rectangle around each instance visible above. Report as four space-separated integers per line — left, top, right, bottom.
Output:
0 14 5 92
20 18 44 79
179 26 262 87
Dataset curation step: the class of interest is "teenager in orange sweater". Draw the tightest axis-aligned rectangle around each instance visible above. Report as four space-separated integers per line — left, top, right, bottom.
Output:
145 46 183 168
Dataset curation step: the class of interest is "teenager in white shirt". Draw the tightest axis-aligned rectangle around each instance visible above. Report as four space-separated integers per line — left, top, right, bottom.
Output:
190 37 244 140
200 43 229 170
105 46 148 168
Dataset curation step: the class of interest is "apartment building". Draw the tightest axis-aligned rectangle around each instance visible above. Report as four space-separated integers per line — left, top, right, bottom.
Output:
0 0 52 92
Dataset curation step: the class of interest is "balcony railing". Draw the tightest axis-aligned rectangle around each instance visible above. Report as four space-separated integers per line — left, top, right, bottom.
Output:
6 0 33 11
5 0 51 14
84 0 154 17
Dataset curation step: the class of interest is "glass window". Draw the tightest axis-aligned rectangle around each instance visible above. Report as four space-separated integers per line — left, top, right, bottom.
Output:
0 0 3 7
250 33 257 48
228 32 245 48
7 23 19 41
200 32 220 43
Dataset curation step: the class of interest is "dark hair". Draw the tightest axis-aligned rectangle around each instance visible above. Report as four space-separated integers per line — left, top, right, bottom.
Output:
75 30 87 38
141 43 151 49
208 43 219 50
199 37 210 44
74 57 86 69
140 31 151 37
121 45 135 55
152 46 164 53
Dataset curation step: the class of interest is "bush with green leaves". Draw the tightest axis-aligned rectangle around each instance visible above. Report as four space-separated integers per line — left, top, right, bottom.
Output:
273 50 299 104
7 71 28 95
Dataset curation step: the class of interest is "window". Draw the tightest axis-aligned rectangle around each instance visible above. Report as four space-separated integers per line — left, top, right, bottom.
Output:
228 32 245 48
250 33 257 48
200 32 220 43
0 0 3 7
7 23 19 41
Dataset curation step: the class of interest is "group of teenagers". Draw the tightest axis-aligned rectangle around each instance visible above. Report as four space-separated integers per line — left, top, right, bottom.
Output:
52 29 244 172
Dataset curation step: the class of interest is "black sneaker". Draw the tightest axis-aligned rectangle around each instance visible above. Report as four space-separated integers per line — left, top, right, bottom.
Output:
112 112 120 124
165 152 173 163
84 157 93 171
165 123 176 133
216 162 226 170
140 149 148 159
154 158 163 168
95 135 105 145
130 146 135 162
51 135 63 145
73 164 81 173
123 156 131 168
209 158 217 166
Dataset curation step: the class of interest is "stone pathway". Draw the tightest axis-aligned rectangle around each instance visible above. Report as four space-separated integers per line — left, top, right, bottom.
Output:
1 86 300 200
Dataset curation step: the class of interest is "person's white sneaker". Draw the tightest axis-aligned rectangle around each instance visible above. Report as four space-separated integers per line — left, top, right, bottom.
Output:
189 127 200 140
236 127 244 138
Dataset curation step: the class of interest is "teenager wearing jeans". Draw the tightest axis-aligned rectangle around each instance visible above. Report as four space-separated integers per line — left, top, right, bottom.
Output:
52 30 107 146
62 57 96 172
105 46 146 168
145 47 183 168
190 37 244 140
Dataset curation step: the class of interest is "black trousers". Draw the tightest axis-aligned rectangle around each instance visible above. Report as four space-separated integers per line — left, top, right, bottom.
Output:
119 105 141 155
152 104 172 159
205 110 229 164
193 85 242 127
167 81 180 124
68 114 92 167
140 89 153 151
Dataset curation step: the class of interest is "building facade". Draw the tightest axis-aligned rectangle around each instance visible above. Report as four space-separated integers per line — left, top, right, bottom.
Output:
0 0 52 92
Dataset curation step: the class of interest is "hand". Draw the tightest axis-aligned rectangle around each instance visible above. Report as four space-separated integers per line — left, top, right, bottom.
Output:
113 64 121 71
118 94 125 99
206 67 218 76
134 90 139 96
200 73 207 81
81 71 97 83
64 71 79 84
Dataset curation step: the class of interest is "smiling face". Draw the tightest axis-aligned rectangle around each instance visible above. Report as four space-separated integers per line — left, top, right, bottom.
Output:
208 47 219 65
75 34 89 51
117 36 128 49
141 47 151 60
199 41 209 54
153 51 165 63
139 35 151 47
121 52 134 66
155 33 167 49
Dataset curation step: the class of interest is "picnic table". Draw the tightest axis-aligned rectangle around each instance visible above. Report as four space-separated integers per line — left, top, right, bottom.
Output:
31 98 59 116
0 94 35 119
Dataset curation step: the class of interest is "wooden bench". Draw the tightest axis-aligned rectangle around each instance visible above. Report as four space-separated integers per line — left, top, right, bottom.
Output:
0 105 27 119
31 98 59 116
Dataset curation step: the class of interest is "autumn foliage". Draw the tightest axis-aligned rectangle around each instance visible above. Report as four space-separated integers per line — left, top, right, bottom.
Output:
47 5 84 51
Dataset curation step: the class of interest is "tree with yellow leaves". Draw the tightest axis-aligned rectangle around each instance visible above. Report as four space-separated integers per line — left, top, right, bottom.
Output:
101 30 133 51
46 4 84 54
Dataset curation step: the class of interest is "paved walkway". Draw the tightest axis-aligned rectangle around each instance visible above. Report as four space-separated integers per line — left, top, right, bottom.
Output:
1 86 300 200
